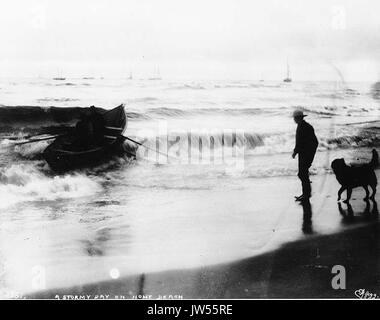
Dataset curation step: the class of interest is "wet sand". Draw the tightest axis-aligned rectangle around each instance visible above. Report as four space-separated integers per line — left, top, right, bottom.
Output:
31 216 380 299
30 172 380 299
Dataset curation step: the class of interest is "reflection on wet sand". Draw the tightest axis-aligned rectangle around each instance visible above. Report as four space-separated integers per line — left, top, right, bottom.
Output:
301 199 313 235
338 200 379 225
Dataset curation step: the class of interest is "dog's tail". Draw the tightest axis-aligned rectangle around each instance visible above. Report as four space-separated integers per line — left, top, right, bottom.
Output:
370 149 379 168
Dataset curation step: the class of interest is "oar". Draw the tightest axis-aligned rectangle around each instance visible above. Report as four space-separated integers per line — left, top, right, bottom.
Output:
123 136 180 161
11 134 63 146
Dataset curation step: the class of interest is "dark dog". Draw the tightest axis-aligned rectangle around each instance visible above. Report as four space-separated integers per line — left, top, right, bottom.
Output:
331 149 378 203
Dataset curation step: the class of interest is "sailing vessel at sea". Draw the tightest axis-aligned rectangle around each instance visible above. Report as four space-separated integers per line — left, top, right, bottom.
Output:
283 61 292 83
149 66 162 80
53 69 66 81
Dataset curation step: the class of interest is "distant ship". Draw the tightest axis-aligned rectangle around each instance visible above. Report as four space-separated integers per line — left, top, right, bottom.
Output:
128 70 133 80
53 70 66 81
283 61 292 83
149 66 162 80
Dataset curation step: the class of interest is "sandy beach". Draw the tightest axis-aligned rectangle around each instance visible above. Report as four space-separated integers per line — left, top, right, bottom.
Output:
29 170 380 299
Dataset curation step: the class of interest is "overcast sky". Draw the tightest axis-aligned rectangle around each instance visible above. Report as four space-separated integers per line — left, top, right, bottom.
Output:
0 0 379 80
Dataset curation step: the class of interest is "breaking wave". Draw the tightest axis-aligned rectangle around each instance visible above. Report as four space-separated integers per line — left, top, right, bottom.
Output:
0 105 286 129
1 104 379 164
324 134 380 149
1 104 373 131
0 164 101 209
0 106 83 129
134 129 380 160
127 106 286 120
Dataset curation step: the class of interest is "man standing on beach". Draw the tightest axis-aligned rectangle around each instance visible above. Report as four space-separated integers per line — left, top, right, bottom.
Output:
292 110 318 202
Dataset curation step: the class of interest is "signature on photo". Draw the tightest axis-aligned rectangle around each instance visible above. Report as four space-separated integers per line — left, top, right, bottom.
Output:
354 289 379 299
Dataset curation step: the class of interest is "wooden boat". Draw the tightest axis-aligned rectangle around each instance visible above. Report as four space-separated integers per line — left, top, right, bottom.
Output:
43 104 129 171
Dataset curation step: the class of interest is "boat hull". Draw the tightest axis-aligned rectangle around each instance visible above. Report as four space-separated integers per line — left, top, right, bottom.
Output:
43 140 126 172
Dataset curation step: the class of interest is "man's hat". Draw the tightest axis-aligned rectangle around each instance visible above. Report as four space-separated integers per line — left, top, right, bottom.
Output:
292 110 307 118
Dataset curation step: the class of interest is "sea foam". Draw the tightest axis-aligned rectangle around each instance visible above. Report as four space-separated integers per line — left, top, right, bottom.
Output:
0 164 101 208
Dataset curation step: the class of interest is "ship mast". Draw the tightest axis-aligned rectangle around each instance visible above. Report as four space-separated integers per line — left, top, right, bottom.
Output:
287 60 290 79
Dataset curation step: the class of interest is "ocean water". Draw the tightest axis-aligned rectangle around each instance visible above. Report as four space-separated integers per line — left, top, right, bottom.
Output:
0 77 379 296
